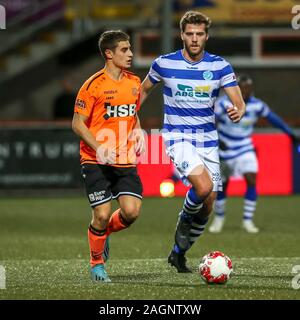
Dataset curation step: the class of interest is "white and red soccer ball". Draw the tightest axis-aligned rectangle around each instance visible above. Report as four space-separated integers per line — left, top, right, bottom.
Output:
199 251 233 284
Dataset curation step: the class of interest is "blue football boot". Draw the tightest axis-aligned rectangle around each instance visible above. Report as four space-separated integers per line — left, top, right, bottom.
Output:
90 264 111 282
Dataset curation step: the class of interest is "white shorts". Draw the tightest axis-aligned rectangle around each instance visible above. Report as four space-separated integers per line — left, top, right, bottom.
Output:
221 151 258 179
165 141 222 192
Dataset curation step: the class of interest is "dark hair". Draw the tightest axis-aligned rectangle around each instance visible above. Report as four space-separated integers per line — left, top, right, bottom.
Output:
180 11 211 33
98 30 130 59
237 74 253 85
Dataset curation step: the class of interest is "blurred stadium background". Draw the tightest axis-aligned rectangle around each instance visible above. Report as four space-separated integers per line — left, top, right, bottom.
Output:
1 0 300 300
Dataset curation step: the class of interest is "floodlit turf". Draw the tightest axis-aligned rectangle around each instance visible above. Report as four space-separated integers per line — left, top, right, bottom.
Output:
0 196 299 299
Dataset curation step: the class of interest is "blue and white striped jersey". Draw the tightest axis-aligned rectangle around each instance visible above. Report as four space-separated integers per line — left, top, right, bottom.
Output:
215 95 270 160
147 50 237 149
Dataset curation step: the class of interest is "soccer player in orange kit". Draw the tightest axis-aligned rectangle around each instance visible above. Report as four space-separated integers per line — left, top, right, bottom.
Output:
72 30 145 282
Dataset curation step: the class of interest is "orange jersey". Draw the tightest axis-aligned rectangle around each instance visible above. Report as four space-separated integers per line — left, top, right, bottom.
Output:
74 69 141 167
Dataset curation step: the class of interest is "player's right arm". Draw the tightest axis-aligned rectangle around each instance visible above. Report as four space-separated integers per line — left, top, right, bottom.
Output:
219 60 245 123
223 85 246 123
72 83 117 164
72 112 116 164
72 112 99 152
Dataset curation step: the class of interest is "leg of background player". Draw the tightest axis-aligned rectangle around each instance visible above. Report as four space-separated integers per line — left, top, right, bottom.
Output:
208 179 229 233
242 172 259 233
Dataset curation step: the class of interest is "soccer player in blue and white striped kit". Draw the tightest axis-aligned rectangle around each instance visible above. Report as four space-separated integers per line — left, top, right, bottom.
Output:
141 11 245 273
209 74 298 234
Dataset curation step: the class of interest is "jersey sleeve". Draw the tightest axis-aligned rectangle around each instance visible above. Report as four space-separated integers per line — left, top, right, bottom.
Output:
258 101 271 117
147 57 163 84
220 61 237 88
74 85 95 117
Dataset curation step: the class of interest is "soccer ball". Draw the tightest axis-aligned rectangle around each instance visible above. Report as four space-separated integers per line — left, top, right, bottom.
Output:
199 251 233 284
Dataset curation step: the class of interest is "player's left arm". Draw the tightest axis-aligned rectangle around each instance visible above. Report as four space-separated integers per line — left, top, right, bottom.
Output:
133 115 146 156
140 76 156 105
223 85 246 123
265 111 299 143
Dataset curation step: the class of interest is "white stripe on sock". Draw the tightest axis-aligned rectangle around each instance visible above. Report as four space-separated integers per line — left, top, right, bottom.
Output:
185 193 199 206
245 200 256 206
214 199 226 214
191 222 206 229
244 198 256 219
244 205 256 212
183 206 199 214
244 212 254 219
190 228 204 235
184 199 202 211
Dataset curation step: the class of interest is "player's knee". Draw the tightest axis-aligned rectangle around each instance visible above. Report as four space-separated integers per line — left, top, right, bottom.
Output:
244 173 256 186
92 207 110 227
121 206 141 224
194 182 213 199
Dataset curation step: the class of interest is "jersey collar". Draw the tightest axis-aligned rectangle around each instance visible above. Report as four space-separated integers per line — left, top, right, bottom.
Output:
180 50 207 65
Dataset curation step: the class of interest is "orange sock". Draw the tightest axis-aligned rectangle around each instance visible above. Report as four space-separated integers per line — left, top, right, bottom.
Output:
107 208 131 235
88 224 107 267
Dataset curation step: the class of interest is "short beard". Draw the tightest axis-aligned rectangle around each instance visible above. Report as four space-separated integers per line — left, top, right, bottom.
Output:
185 45 204 60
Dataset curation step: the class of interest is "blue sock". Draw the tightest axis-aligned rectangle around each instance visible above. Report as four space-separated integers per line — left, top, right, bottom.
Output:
173 188 204 254
183 187 203 214
217 189 226 201
245 186 257 201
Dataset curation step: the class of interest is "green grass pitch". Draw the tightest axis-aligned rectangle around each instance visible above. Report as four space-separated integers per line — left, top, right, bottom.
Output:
0 196 299 299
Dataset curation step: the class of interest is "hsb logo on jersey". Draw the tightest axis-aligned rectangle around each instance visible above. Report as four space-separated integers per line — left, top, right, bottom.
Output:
104 103 137 119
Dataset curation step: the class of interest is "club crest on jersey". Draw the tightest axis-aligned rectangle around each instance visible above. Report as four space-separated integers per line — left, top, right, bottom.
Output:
203 70 213 80
104 102 137 119
75 99 86 109
132 87 138 96
181 161 189 170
